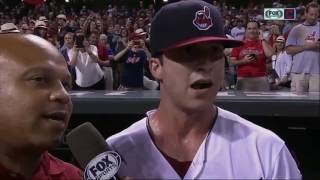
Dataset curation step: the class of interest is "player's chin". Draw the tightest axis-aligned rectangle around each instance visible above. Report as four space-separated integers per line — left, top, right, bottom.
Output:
184 99 214 112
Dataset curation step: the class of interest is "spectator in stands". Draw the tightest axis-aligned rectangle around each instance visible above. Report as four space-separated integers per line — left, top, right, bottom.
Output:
68 31 105 90
28 20 36 32
286 2 320 93
20 23 32 34
107 25 120 52
113 35 147 90
113 27 129 89
230 18 245 41
260 21 272 41
56 14 70 47
114 24 121 35
33 20 48 39
0 34 82 179
230 20 274 91
134 28 159 90
95 18 103 34
268 23 281 47
78 16 86 30
38 16 48 25
98 34 115 90
88 31 99 46
271 36 292 89
115 28 129 53
60 32 77 87
106 1 301 179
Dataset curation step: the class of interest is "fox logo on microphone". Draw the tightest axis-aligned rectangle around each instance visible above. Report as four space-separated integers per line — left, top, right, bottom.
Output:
84 151 121 180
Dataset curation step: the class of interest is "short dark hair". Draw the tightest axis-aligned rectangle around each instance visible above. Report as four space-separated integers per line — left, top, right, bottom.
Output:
65 32 75 40
306 2 319 13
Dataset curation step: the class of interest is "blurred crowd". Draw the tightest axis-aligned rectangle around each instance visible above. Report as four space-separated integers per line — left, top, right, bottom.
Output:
0 0 319 92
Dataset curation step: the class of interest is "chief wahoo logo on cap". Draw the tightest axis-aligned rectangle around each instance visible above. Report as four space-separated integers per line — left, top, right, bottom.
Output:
193 6 213 31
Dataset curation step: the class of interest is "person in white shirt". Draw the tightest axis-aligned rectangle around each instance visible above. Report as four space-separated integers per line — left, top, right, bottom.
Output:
68 31 105 90
271 36 292 88
230 19 245 41
286 2 320 93
106 0 301 179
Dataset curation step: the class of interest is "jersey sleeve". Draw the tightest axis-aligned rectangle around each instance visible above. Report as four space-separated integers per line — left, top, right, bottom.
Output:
270 145 302 179
285 26 298 47
230 47 241 60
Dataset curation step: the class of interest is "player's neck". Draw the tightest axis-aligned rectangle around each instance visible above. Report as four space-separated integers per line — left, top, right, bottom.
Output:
153 102 216 138
149 103 216 161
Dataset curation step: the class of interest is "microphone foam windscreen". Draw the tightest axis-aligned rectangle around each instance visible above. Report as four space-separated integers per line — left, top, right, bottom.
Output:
66 122 109 169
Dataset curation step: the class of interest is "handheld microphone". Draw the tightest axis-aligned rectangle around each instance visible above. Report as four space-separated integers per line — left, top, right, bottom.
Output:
66 122 121 180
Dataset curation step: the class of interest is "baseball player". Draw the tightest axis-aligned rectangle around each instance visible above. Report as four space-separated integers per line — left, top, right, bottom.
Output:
107 0 301 179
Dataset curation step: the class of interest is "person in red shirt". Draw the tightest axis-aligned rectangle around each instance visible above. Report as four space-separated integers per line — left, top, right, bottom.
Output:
98 34 115 90
0 34 82 179
230 21 274 91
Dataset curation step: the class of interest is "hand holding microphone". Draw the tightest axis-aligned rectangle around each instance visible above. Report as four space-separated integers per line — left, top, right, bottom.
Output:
66 122 122 180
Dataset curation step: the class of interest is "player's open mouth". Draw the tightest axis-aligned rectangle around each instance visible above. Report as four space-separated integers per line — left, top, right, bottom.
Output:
190 80 213 89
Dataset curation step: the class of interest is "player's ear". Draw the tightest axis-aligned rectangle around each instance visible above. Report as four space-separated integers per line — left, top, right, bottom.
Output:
149 57 162 82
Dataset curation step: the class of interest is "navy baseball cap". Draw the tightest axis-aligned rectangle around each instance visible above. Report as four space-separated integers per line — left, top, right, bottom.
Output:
150 0 243 57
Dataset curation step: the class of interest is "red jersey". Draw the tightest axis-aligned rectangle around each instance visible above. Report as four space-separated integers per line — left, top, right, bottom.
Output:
231 39 267 77
98 45 108 61
0 152 83 180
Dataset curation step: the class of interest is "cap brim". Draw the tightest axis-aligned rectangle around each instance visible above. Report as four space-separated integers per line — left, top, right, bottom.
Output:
162 36 243 52
138 32 147 36
36 26 48 29
0 30 20 33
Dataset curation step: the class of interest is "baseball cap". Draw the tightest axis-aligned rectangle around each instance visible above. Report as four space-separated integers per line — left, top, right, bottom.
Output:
0 23 20 33
135 28 147 36
57 14 67 20
150 0 243 56
35 20 47 29
276 36 285 42
39 16 48 22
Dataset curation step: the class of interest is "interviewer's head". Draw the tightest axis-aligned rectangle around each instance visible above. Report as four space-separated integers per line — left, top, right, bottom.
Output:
0 34 72 151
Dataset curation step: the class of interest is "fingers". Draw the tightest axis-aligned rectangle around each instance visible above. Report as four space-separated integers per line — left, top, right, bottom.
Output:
244 55 255 61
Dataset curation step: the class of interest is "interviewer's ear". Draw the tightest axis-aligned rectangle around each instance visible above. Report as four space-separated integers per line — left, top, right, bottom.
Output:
149 57 162 82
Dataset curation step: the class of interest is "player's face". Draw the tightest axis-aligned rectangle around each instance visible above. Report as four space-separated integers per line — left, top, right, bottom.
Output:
0 35 73 150
305 7 319 25
151 43 224 112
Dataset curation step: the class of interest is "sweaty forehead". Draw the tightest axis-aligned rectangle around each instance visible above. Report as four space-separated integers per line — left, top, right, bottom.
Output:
0 34 65 66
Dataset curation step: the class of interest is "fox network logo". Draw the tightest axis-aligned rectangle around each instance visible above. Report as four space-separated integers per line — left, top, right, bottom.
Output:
84 151 121 180
264 8 296 20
